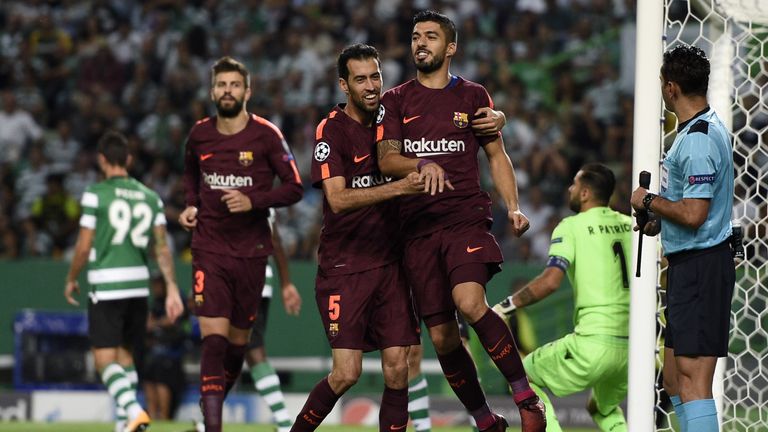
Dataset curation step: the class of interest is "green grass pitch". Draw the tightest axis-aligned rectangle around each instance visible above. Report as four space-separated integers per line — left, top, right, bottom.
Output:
1 422 599 431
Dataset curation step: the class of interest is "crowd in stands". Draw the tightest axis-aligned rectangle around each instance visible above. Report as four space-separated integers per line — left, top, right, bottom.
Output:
0 0 639 262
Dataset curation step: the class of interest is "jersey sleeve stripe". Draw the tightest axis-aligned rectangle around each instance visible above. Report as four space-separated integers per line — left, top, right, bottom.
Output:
316 118 328 140
154 213 167 226
289 159 302 183
251 114 285 139
81 191 98 208
321 163 330 179
80 214 96 229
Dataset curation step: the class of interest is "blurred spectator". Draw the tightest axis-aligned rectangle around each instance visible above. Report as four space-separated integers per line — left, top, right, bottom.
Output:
45 119 81 173
0 0 643 260
0 90 43 166
23 172 79 257
14 144 49 221
64 151 99 201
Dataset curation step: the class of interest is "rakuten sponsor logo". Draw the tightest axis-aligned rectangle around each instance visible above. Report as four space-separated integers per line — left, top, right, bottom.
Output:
404 138 465 157
351 174 394 188
203 172 253 189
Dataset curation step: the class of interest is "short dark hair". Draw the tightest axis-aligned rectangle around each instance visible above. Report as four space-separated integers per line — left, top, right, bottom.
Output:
579 163 615 205
97 130 129 167
661 44 709 96
337 44 380 80
413 10 457 44
211 56 250 88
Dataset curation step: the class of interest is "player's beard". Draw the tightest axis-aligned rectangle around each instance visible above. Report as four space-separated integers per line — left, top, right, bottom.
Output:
414 51 445 74
216 95 244 118
568 193 581 213
351 91 379 115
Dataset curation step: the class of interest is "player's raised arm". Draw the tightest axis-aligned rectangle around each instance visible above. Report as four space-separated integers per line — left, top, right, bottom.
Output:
482 135 529 237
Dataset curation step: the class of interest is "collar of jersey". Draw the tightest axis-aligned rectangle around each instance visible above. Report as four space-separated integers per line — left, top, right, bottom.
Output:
677 105 711 132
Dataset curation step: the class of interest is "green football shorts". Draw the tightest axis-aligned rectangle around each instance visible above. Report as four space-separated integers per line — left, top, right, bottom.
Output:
523 333 628 416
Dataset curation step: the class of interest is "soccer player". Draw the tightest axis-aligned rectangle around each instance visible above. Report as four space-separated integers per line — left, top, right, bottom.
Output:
631 44 735 432
245 211 301 432
376 10 546 431
290 43 428 432
178 56 303 432
64 130 184 432
494 163 631 431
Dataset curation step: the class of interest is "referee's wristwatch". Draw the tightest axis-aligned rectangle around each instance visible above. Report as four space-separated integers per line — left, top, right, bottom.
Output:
643 193 658 211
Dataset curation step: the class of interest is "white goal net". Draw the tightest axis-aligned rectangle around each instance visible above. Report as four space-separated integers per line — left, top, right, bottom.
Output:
656 1 768 430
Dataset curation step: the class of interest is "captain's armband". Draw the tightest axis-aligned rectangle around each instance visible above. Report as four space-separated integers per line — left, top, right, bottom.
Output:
546 255 570 272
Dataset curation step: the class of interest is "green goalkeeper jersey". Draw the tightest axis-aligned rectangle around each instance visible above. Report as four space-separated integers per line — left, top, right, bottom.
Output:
547 206 631 337
80 176 166 301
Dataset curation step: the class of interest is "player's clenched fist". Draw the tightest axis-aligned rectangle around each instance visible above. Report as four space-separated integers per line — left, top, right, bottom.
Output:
508 209 530 237
221 189 253 213
179 206 198 231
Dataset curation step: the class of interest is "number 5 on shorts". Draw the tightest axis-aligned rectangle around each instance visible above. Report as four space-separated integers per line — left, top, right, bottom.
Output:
328 295 341 320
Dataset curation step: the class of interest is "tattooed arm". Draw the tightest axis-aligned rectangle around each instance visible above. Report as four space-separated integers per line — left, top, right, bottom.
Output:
508 266 564 309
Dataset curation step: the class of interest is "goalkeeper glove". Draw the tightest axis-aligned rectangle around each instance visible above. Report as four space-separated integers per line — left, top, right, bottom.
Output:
492 296 517 317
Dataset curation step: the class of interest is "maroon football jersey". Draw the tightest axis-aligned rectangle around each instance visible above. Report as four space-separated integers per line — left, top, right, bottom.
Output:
183 114 303 258
310 105 400 276
377 76 499 238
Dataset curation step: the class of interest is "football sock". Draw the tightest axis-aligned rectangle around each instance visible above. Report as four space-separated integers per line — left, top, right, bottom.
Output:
223 342 247 397
671 395 687 432
200 334 229 432
408 374 432 431
436 345 492 426
471 308 534 403
683 399 717 432
116 364 139 429
528 383 560 431
380 386 409 431
251 362 292 431
101 363 143 420
291 377 340 431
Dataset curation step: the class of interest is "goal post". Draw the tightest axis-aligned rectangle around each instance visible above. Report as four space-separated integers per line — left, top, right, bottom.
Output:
630 1 768 430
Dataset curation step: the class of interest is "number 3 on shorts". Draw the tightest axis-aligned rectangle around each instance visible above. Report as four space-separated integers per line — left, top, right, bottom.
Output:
328 295 341 320
194 270 205 293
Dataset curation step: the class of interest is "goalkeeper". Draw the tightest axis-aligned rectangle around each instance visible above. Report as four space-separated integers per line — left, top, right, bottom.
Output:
493 163 630 432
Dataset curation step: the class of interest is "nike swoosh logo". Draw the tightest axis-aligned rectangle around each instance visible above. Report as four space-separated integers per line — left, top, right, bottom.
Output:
202 375 222 382
354 154 370 163
466 246 484 253
445 371 461 378
487 337 505 352
309 410 323 419
200 153 214 161
403 115 421 124
390 424 407 430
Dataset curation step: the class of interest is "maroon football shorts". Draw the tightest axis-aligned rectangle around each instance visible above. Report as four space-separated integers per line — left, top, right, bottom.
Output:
191 249 267 330
315 260 419 352
403 219 503 325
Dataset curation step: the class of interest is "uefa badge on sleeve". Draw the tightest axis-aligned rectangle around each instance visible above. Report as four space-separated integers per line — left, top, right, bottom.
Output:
239 151 253 166
453 112 469 128
314 142 330 162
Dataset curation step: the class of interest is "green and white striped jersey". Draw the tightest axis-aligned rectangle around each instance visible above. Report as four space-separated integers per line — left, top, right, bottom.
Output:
80 176 166 301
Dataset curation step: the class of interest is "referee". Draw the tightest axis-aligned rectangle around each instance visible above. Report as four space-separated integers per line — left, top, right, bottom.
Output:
494 163 631 431
631 44 735 432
